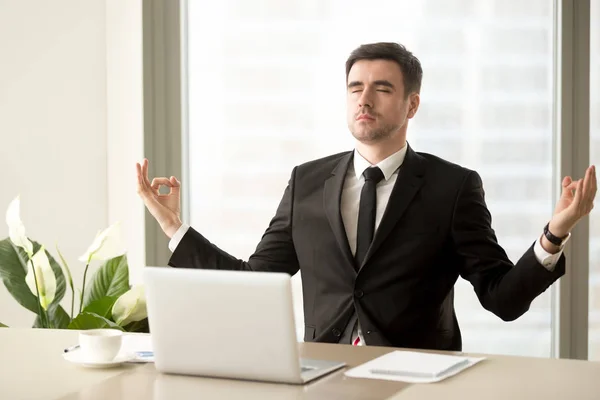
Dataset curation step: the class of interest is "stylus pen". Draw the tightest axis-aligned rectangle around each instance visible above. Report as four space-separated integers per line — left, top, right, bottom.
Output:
63 345 80 353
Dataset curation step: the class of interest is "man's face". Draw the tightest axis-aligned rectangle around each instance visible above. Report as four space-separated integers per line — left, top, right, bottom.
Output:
346 59 419 144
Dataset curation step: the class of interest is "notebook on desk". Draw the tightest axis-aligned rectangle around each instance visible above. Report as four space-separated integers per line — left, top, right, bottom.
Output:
345 350 485 383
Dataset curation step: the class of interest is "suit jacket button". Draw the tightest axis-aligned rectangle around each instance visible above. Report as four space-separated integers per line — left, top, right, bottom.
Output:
354 289 364 298
332 329 341 337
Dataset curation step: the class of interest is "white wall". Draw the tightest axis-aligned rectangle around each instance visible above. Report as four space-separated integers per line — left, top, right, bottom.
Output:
0 0 109 327
106 0 145 285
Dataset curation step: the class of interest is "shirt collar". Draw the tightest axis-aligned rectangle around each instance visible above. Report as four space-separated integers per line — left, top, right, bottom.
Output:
353 144 408 181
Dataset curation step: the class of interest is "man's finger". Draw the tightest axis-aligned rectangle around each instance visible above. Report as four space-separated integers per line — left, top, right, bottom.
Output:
167 177 181 195
581 166 594 210
151 177 173 191
562 177 578 199
572 179 584 211
584 166 597 212
136 163 150 196
142 159 152 187
136 163 143 185
583 167 592 195
589 166 597 196
169 176 181 187
564 181 578 193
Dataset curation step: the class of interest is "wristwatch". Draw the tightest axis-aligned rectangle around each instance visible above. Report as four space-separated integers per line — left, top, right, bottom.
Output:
543 223 569 246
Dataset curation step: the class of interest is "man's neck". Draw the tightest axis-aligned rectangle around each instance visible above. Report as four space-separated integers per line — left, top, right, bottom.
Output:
355 139 407 165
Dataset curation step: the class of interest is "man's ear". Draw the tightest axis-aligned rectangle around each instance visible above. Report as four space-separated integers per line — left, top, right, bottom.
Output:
407 93 420 119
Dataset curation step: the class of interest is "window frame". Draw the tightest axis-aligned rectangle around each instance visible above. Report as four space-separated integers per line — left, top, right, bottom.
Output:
143 0 593 360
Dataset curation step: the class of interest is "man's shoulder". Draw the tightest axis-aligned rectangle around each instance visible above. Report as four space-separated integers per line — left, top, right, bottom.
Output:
294 151 352 172
417 151 475 177
415 151 483 190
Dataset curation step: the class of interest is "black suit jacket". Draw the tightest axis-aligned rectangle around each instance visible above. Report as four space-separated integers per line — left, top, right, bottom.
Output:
169 145 565 351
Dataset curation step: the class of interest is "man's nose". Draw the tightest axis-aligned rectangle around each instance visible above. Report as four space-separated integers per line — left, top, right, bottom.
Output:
358 88 373 108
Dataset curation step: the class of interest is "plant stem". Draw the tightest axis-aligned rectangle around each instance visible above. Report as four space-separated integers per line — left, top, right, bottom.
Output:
47 311 53 329
28 256 48 328
80 263 90 314
70 285 75 320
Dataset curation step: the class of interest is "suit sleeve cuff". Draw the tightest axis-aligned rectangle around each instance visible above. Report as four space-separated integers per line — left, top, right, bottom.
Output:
534 234 569 271
168 223 191 252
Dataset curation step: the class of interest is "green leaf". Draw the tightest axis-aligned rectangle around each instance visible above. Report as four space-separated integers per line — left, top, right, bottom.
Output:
33 303 70 329
0 322 7 327
67 312 124 331
83 255 129 308
0 239 38 313
0 239 66 315
55 245 74 292
49 304 71 329
83 296 118 319
123 318 149 333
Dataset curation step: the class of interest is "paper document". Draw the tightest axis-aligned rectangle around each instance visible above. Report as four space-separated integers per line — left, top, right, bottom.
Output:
344 350 485 383
122 334 154 363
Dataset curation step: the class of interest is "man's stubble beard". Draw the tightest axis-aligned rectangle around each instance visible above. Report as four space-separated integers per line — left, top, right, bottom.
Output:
349 121 401 143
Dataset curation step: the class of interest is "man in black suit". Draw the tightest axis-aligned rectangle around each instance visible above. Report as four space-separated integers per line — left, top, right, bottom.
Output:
136 42 596 351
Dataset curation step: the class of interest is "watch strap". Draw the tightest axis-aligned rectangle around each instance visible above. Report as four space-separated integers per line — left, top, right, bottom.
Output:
544 223 567 246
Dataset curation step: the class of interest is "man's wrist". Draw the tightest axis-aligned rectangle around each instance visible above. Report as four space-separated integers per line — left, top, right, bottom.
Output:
540 235 561 254
540 221 570 254
162 218 183 239
547 220 570 240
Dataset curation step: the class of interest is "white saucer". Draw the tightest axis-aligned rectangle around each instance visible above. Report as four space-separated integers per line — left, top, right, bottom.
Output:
63 349 135 368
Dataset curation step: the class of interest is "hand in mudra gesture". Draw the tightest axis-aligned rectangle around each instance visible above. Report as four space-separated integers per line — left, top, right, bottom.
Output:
549 165 597 237
136 158 182 238
540 165 597 253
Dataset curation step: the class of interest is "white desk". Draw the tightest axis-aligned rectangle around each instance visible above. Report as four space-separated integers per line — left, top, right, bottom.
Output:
2 328 600 400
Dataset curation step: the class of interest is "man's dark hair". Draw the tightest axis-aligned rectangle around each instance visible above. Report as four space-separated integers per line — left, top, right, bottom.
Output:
345 42 423 97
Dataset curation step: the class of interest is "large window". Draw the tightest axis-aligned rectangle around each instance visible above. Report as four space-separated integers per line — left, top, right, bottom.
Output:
186 0 558 357
590 0 600 361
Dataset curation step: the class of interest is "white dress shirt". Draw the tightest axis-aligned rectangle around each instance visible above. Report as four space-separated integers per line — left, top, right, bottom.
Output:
169 146 567 345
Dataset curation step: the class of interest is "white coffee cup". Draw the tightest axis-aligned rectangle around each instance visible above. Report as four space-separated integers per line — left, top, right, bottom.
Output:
79 329 123 362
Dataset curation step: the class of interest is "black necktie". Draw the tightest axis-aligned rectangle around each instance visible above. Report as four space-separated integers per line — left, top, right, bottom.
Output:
355 166 385 269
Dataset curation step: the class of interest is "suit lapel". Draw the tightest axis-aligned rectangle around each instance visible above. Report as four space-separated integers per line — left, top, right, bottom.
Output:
359 145 426 269
323 152 356 273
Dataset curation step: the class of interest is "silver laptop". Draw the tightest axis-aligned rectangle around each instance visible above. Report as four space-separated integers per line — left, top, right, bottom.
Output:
143 267 346 384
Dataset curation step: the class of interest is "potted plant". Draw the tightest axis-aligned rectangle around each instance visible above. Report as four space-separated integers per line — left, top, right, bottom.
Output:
0 196 148 332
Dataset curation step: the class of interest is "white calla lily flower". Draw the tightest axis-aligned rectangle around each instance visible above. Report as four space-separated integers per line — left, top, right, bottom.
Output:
112 285 147 326
25 246 57 310
79 222 124 263
6 196 34 257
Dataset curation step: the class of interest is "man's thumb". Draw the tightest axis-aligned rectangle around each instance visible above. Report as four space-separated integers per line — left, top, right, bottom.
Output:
169 176 181 186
